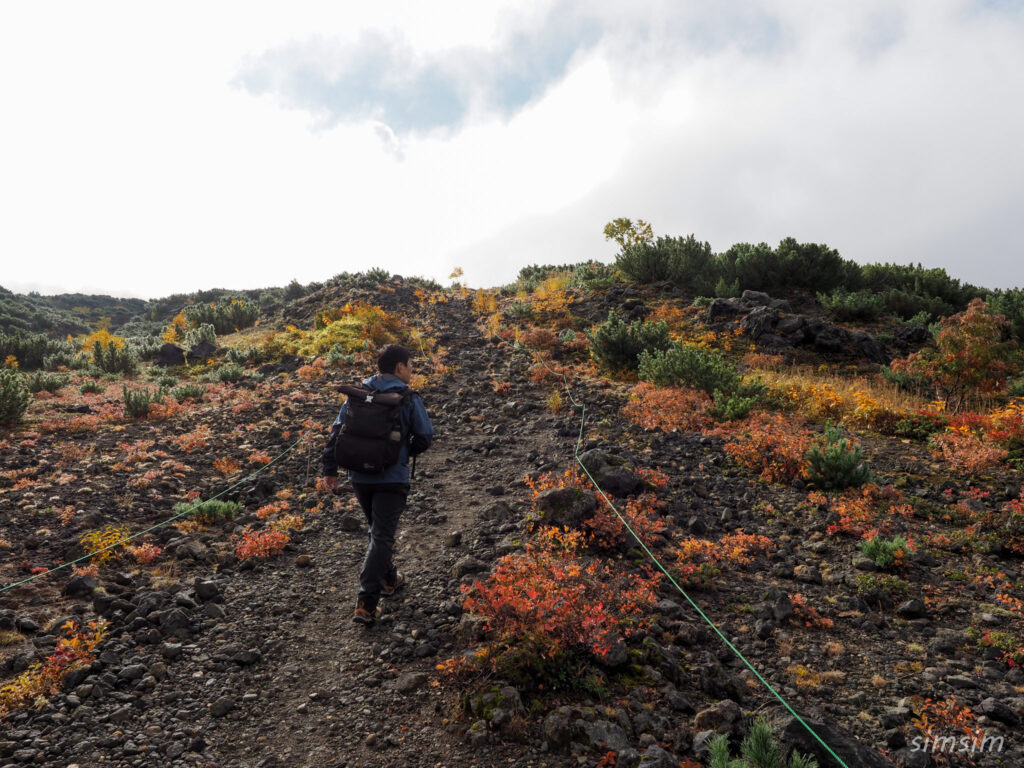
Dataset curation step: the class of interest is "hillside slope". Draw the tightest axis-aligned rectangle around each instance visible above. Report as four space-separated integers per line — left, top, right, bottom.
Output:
1 280 1023 768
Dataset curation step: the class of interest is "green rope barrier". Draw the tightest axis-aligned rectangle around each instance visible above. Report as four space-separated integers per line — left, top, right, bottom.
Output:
527 346 853 768
0 437 303 594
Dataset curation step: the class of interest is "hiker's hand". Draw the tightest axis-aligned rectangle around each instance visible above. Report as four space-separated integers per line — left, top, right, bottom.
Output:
324 475 338 493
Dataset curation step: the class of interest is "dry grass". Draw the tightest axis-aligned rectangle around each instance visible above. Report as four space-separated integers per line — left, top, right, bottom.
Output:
755 365 934 430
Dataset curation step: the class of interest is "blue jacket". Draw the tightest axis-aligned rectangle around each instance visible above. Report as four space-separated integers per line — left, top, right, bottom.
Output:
322 373 433 484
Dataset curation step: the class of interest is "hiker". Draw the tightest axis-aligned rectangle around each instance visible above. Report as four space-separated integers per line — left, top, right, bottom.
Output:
322 344 434 625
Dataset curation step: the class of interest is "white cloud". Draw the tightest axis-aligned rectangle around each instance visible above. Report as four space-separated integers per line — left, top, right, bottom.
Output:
0 0 1022 300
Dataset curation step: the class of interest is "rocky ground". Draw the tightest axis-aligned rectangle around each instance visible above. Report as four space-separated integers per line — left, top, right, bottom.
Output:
1 285 1023 768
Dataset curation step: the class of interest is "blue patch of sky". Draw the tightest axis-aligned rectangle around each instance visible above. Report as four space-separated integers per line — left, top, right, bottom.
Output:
671 5 786 57
234 17 603 135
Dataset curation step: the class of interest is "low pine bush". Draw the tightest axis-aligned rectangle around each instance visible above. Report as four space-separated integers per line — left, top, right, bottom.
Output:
0 368 31 426
26 371 69 393
174 498 240 525
91 339 138 376
638 341 741 396
818 288 885 322
708 385 763 421
215 363 245 383
861 535 910 569
171 383 206 402
78 379 104 395
805 423 872 490
122 385 163 419
587 310 671 372
708 717 818 768
183 298 259 334
183 323 216 348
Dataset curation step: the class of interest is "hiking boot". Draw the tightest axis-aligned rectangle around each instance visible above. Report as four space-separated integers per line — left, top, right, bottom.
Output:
352 602 381 625
381 571 406 597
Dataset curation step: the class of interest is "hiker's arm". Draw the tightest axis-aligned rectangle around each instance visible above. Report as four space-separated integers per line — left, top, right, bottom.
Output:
408 396 433 456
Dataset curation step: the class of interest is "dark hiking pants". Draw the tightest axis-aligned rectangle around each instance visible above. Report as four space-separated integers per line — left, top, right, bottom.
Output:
352 482 409 610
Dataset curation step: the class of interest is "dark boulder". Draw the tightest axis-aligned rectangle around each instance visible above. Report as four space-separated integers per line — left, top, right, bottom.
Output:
186 340 218 363
780 714 898 768
741 306 780 339
154 344 186 367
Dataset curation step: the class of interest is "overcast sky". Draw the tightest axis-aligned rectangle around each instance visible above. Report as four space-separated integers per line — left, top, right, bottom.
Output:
1 0 1022 299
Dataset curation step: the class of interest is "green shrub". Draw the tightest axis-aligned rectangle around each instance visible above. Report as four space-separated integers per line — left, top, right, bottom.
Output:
283 279 307 301
43 350 90 371
615 242 672 283
861 536 910 569
988 287 1024 342
125 335 164 361
708 717 818 768
716 242 779 293
890 412 948 441
0 331 76 371
225 345 261 366
853 573 911 596
325 345 356 366
818 289 885 322
637 342 741 396
122 385 163 419
775 237 857 294
503 301 533 321
661 234 718 294
588 311 672 372
715 277 740 298
173 499 240 525
709 384 763 421
0 368 31 426
183 298 259 335
568 261 620 291
171 383 206 401
860 262 982 312
183 323 217 349
79 380 104 395
805 422 872 490
26 371 69 393
92 340 138 376
214 363 245 383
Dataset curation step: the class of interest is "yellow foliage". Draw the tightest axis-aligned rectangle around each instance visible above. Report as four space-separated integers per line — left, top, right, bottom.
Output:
472 289 498 315
162 311 187 344
0 620 108 718
80 329 124 360
3 355 16 368
759 367 930 430
265 302 409 359
80 523 130 564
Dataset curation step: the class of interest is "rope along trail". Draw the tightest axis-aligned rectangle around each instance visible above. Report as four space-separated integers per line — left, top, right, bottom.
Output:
0 438 303 595
531 347 853 768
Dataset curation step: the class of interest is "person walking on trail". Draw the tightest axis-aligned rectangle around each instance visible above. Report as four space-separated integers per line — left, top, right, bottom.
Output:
322 344 433 625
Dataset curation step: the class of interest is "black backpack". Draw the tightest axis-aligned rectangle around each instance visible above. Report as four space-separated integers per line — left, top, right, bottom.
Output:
334 384 413 473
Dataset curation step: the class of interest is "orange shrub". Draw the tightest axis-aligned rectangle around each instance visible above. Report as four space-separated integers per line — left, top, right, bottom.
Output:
583 492 667 550
461 526 661 663
213 456 241 476
789 593 834 629
622 382 712 433
672 529 775 587
520 328 560 350
930 431 1007 475
705 412 812 483
234 528 289 558
825 483 913 538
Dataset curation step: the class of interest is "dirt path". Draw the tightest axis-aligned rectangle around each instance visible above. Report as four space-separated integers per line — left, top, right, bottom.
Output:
177 307 574 768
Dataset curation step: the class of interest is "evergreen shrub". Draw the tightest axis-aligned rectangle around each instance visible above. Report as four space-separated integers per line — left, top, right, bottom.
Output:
588 311 671 372
0 368 30 425
805 422 872 490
